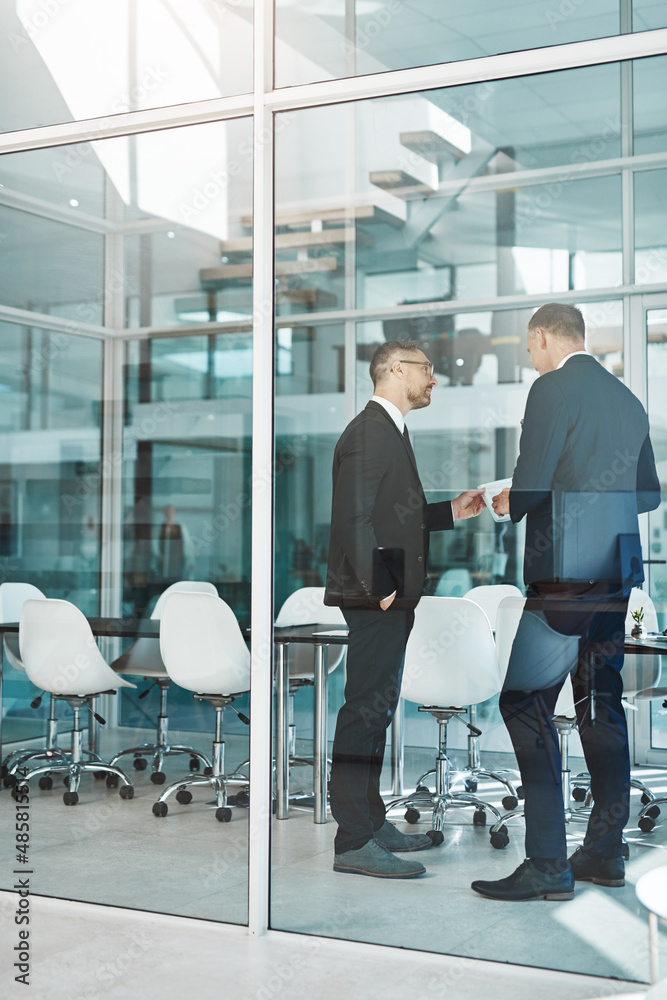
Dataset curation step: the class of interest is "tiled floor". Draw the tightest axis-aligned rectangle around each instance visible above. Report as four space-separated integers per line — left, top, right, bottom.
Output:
1 726 667 990
0 892 649 1000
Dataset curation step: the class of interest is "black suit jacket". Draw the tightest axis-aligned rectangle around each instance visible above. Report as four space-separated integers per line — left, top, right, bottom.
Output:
324 401 454 610
510 355 660 585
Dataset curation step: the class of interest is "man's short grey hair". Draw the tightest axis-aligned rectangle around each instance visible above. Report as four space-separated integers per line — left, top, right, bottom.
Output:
369 339 424 388
529 302 585 343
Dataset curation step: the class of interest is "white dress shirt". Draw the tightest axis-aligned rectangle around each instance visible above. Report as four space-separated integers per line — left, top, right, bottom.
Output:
557 350 590 370
371 395 405 433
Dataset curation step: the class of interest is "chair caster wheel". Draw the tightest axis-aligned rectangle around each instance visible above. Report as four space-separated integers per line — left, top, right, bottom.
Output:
416 784 430 794
405 808 420 824
106 775 119 789
150 771 166 785
645 805 660 820
427 829 444 846
63 791 79 806
38 775 53 791
189 757 201 771
3 773 17 788
621 842 630 860
516 785 524 799
464 778 478 793
639 816 656 833
93 770 107 780
216 807 232 822
473 809 487 827
176 789 193 805
641 791 652 805
153 801 168 817
119 785 134 800
501 796 518 811
203 766 213 776
133 757 148 771
572 786 587 802
234 789 249 807
490 826 510 849
0 763 6 779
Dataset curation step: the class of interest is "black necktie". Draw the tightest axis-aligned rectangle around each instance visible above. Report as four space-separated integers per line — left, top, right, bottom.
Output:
403 425 416 466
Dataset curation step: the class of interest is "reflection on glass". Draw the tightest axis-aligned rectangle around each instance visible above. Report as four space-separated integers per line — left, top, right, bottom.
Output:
3 0 253 134
116 331 251 923
275 65 622 321
276 0 620 87
0 323 102 745
635 169 667 286
118 119 254 328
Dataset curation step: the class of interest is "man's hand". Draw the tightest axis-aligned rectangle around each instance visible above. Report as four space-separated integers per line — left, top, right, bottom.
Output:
379 592 396 611
492 487 510 517
451 489 485 521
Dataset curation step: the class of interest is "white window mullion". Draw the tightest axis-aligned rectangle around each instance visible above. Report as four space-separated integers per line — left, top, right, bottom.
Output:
248 0 275 940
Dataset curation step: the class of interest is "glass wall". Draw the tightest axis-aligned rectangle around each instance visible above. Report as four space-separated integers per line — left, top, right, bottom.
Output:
1 0 253 134
0 119 253 924
269 57 665 980
275 1 667 88
1 9 667 983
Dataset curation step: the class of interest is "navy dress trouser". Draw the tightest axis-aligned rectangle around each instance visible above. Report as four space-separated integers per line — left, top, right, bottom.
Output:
329 607 414 855
499 582 630 862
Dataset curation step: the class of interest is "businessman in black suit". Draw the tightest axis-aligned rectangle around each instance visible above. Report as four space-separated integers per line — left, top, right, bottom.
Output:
325 339 484 878
471 302 660 902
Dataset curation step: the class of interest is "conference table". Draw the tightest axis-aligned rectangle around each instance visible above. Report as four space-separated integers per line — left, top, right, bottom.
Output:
0 616 349 826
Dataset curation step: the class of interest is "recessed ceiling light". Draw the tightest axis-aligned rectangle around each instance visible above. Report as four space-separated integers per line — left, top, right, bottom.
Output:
69 198 79 207
167 231 175 238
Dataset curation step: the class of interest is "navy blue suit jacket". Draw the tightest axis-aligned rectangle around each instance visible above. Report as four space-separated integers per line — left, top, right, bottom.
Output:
510 355 660 585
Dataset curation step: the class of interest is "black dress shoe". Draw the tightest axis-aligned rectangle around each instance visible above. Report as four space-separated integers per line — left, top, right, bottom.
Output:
471 860 574 901
568 846 625 887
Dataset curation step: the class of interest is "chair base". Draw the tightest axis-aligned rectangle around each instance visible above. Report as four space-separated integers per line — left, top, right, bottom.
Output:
385 708 508 849
9 697 134 806
152 696 249 822
109 680 212 782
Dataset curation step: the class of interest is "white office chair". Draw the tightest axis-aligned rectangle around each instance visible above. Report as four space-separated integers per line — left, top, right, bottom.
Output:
434 568 473 598
153 591 250 822
110 580 218 783
274 587 346 813
460 584 524 805
636 865 667 984
494 594 581 841
386 596 510 847
12 599 135 805
559 589 661 835
0 583 62 785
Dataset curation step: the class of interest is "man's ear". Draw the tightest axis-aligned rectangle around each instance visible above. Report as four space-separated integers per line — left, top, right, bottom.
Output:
534 327 548 350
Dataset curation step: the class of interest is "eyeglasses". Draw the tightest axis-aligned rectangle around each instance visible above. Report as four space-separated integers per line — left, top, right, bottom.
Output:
398 360 435 376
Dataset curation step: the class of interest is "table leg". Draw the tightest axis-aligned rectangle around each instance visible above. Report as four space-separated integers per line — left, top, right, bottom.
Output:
275 644 290 820
390 699 404 796
88 696 99 755
313 644 329 824
649 911 660 984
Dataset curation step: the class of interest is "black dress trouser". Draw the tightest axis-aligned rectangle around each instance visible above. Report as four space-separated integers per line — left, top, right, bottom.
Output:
329 606 415 854
499 581 630 861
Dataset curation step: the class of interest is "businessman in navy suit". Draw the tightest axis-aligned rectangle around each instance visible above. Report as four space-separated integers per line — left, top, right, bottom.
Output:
471 303 660 902
325 339 484 878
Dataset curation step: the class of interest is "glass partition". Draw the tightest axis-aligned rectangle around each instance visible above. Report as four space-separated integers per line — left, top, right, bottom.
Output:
269 58 666 980
276 0 624 88
0 120 253 925
1 0 253 135
0 324 103 747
